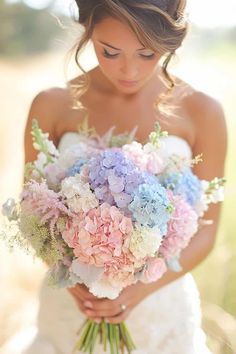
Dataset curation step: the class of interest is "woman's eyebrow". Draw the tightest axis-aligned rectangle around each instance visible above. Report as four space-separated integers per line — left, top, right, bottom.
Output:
98 40 146 51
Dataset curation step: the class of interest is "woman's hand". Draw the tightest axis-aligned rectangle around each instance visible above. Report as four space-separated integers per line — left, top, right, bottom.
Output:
68 282 150 324
67 284 102 322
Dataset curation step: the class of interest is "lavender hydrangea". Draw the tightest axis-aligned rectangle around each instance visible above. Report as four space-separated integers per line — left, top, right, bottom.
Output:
159 168 201 207
128 182 173 235
88 150 144 211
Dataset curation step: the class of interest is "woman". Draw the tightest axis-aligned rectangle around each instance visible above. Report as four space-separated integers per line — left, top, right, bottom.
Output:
23 0 227 353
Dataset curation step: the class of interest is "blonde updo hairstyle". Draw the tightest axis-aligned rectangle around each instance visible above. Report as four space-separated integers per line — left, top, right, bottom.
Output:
69 0 188 116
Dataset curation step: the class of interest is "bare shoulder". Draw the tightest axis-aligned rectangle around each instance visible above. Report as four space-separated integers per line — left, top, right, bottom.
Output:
24 86 73 163
178 81 228 178
184 89 227 148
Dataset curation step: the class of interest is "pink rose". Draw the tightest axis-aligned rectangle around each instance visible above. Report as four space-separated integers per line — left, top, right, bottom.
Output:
142 257 167 283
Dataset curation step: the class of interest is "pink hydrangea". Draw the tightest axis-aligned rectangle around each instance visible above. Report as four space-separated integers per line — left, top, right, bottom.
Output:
62 203 135 269
159 191 198 259
104 260 137 289
142 257 167 283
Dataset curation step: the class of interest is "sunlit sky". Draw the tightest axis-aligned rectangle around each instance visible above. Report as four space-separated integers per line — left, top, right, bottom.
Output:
6 0 236 28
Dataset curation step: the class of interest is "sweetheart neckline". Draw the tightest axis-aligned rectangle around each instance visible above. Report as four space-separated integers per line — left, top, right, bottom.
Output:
58 130 192 154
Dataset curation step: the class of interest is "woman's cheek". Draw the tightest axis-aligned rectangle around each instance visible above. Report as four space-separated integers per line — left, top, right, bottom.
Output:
143 60 160 76
100 59 121 80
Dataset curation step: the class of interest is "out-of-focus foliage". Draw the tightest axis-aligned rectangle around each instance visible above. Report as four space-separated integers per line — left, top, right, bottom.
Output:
0 0 69 56
184 25 236 58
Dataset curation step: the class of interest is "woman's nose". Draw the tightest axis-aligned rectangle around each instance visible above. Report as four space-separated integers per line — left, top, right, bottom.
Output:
119 59 138 79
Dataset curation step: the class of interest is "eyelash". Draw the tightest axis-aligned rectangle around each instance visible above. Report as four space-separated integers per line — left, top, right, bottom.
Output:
102 49 155 60
103 49 119 58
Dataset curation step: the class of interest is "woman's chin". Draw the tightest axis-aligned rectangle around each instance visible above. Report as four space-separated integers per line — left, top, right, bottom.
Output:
114 80 144 95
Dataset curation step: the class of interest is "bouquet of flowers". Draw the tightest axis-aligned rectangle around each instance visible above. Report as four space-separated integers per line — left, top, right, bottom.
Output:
1 118 226 354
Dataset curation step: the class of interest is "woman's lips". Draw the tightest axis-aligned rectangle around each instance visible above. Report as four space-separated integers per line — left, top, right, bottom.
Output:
118 79 139 87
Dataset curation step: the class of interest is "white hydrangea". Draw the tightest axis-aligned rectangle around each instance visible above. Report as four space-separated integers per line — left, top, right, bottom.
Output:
57 143 88 170
58 142 99 170
89 279 122 299
129 225 163 259
61 175 98 213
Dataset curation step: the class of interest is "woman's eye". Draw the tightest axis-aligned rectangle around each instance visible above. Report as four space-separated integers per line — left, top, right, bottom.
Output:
140 53 155 59
103 49 119 58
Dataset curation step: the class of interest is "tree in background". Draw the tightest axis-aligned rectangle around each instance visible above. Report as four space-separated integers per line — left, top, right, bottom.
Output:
0 0 69 57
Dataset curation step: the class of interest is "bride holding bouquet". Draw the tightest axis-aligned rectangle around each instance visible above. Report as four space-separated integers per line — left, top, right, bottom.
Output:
18 0 227 353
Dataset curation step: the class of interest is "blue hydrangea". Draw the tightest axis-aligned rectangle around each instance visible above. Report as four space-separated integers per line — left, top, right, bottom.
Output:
159 168 201 207
128 182 173 235
67 159 88 177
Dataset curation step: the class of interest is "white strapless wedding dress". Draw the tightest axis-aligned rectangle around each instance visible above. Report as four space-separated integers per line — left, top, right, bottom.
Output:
23 133 212 354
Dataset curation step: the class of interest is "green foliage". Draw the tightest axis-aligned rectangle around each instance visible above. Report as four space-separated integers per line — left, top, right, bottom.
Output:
31 118 54 163
148 122 168 148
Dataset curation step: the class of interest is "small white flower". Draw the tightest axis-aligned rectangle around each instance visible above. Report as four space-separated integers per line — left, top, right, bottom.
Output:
45 140 59 157
143 142 159 154
201 180 210 192
210 187 225 203
33 142 40 151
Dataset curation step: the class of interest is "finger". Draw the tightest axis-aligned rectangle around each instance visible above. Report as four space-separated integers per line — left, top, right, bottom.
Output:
68 289 103 323
105 308 130 324
83 299 122 317
69 284 95 302
78 288 99 302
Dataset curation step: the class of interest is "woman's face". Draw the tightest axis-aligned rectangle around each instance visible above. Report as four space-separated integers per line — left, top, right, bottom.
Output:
91 17 162 94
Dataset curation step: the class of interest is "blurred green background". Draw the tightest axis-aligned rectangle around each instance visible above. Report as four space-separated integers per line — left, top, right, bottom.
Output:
0 1 235 353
